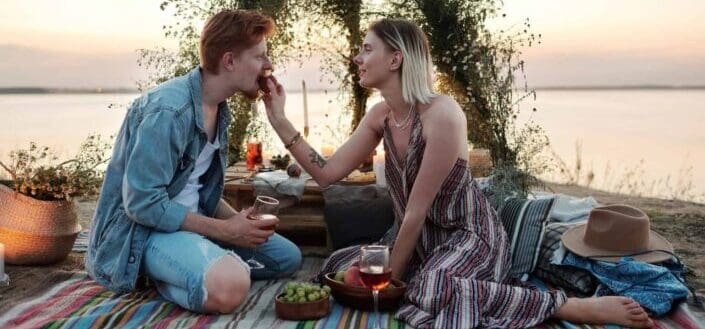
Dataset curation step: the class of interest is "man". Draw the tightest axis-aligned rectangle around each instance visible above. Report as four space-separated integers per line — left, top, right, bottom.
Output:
86 10 301 314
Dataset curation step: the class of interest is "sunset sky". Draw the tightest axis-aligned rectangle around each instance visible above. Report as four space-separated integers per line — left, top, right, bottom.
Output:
1 0 704 89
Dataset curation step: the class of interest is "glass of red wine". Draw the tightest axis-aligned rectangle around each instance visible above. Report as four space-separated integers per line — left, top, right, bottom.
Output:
246 195 279 269
359 245 391 329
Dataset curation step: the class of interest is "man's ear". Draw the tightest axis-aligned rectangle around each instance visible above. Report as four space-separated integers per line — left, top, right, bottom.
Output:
222 51 237 72
390 51 403 71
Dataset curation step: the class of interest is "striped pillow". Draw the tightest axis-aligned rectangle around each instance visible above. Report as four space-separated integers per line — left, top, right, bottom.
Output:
498 197 556 278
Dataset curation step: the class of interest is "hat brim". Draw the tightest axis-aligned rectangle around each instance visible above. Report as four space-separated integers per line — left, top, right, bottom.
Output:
561 224 674 263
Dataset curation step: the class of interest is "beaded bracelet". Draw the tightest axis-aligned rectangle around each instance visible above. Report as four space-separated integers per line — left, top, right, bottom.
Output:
284 131 302 149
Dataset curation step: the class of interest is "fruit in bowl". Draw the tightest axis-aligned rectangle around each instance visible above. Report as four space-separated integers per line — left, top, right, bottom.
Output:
324 269 407 311
275 281 331 320
279 282 331 303
342 265 364 287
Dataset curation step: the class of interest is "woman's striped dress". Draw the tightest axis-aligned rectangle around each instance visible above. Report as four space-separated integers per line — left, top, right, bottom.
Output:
316 111 567 328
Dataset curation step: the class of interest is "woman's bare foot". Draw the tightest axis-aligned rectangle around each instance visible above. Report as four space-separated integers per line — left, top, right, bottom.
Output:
554 296 654 328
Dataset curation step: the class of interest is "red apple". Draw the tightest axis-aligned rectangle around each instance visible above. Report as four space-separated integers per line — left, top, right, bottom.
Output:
344 265 364 287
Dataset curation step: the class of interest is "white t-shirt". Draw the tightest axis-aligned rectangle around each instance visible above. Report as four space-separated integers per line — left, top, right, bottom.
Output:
172 135 220 214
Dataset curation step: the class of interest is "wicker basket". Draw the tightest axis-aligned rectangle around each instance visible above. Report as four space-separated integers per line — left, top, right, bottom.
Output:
0 184 81 265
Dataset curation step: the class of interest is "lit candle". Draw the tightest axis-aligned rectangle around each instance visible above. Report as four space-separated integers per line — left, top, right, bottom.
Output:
373 151 386 187
321 145 334 158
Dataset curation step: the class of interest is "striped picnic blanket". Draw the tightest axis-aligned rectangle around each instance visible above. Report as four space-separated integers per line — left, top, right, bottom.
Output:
0 257 405 329
1 257 703 329
71 229 90 253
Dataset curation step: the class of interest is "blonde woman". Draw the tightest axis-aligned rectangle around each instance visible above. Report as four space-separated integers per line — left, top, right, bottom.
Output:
263 18 652 328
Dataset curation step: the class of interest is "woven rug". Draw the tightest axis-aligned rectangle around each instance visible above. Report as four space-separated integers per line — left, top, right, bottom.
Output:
71 229 89 253
1 256 703 329
0 257 405 329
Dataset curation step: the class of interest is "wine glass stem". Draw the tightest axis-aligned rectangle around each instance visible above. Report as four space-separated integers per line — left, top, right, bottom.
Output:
373 289 381 329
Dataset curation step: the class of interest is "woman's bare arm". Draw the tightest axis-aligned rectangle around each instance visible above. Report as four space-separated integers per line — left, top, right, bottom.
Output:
264 80 387 187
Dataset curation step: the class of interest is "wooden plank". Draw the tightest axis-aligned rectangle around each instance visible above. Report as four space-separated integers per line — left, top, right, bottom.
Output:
276 209 329 247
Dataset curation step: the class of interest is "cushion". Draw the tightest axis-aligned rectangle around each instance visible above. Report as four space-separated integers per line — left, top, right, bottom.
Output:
498 196 555 278
322 185 395 250
533 223 598 296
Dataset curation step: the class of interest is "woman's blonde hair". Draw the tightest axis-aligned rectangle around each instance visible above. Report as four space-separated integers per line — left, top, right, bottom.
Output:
369 19 435 104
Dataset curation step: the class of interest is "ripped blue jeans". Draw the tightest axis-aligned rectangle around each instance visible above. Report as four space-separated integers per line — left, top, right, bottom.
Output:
141 231 302 312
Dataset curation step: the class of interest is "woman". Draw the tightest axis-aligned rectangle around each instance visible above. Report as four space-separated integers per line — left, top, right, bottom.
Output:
263 19 653 328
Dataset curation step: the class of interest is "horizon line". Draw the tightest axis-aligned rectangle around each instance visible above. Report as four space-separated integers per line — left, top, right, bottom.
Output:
1 84 705 95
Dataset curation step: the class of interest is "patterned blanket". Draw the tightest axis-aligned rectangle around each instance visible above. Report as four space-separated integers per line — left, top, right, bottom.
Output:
1 257 703 329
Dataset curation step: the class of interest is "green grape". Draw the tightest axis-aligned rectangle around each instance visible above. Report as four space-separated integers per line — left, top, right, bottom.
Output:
307 293 318 302
320 290 329 298
322 285 331 293
334 271 345 282
297 289 305 297
298 296 307 303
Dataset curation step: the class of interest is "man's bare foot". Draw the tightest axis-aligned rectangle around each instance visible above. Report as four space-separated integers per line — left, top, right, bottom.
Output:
554 297 654 328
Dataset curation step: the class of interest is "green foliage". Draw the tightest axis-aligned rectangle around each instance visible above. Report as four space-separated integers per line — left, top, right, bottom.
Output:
388 0 548 195
0 135 113 201
298 0 374 132
137 0 550 197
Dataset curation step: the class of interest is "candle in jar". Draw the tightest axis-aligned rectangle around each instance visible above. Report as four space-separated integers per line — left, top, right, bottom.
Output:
321 145 334 158
373 151 386 187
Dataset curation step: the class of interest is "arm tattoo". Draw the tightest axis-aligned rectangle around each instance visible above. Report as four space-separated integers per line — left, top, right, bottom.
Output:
308 147 327 168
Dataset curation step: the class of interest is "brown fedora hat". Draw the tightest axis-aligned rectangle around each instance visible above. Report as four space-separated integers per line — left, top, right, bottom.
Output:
561 204 674 263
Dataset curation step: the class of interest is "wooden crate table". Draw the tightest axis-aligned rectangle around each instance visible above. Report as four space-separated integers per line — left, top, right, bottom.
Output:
223 163 334 249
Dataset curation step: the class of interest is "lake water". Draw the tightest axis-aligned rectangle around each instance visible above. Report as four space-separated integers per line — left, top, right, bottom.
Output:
1 90 703 203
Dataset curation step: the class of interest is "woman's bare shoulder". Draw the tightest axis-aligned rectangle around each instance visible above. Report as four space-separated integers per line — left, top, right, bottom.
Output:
360 101 390 133
368 101 390 117
419 95 465 128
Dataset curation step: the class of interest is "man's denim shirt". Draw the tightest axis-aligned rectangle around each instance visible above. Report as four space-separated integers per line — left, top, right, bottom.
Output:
86 67 231 293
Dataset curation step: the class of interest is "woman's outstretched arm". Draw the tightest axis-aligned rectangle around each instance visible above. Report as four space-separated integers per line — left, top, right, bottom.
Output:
263 79 386 187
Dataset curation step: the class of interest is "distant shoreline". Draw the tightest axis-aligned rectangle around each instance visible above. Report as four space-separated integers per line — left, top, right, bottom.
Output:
0 87 138 94
2 85 705 95
531 85 705 91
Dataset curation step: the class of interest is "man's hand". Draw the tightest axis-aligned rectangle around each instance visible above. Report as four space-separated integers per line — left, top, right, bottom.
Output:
216 207 278 248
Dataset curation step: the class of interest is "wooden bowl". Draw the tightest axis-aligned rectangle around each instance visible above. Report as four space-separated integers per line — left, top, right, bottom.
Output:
323 272 406 311
275 293 331 320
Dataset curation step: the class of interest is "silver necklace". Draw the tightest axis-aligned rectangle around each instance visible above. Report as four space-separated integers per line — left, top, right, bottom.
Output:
389 103 414 130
